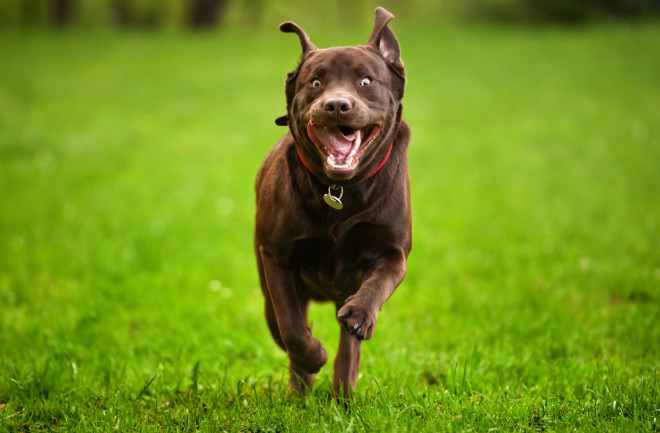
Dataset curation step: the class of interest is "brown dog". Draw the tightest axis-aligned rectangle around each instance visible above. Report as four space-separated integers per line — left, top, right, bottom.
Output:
255 7 411 398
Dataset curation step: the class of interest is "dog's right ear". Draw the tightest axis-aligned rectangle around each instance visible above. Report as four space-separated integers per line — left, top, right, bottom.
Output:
278 21 317 122
279 21 316 111
279 21 317 55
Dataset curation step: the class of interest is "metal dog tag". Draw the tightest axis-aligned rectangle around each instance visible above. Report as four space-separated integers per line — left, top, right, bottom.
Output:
323 185 343 210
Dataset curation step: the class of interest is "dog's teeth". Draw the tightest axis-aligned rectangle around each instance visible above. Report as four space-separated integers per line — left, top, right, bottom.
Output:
328 154 344 168
346 130 362 163
352 131 362 154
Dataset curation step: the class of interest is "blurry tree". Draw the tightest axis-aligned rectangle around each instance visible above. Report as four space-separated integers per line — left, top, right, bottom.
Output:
0 0 48 29
188 0 225 28
242 0 265 26
0 0 657 30
52 0 73 26
113 0 168 27
466 0 660 23
531 0 660 21
222 0 266 27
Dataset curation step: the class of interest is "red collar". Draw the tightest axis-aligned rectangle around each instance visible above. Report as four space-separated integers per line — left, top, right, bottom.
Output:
296 140 393 182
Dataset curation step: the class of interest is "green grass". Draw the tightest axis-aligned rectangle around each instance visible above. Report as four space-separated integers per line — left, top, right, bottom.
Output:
1 21 659 431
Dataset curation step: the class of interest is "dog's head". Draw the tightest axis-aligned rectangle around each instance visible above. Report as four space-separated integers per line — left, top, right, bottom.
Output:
276 7 406 183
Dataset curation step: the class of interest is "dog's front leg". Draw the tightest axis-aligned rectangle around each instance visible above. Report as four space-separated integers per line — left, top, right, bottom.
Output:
333 318 362 399
337 249 407 341
259 246 328 394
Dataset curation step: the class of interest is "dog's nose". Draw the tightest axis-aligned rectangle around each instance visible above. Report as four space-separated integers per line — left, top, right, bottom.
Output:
323 97 352 114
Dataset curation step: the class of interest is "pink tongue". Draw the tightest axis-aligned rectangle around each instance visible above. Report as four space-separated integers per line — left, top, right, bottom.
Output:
308 123 357 163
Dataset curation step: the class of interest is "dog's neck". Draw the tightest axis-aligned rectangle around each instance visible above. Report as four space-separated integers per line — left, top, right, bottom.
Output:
294 141 394 210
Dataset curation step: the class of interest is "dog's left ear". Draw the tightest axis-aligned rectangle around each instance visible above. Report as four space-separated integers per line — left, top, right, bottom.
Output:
366 7 404 78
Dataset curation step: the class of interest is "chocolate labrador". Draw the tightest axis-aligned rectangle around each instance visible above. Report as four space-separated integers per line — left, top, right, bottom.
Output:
255 7 411 398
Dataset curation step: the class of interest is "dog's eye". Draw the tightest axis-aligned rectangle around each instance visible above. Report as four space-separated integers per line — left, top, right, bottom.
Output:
311 79 321 87
360 77 372 86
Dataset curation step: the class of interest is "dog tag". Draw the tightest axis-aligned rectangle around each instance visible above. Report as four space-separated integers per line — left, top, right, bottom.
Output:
323 185 343 210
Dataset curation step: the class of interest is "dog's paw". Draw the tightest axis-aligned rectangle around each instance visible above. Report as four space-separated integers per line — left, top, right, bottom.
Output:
337 296 378 340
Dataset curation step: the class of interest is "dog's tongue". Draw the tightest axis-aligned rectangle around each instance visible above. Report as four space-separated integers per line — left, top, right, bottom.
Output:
307 122 362 166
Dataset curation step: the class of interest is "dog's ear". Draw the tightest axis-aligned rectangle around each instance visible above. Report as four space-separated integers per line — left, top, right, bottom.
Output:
279 21 316 113
275 115 289 126
279 21 317 55
366 7 404 77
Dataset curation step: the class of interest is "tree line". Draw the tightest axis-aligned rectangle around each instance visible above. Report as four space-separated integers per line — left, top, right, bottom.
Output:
1 0 658 30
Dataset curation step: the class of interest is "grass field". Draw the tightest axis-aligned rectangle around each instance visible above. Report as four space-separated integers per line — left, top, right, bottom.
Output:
1 20 659 431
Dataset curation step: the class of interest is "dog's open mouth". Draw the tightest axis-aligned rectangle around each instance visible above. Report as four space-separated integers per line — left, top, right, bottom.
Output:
307 120 381 173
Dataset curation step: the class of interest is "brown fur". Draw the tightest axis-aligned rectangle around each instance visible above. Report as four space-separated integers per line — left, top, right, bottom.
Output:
255 7 411 399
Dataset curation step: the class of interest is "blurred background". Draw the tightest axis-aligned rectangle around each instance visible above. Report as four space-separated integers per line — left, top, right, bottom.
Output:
1 0 659 429
2 0 659 30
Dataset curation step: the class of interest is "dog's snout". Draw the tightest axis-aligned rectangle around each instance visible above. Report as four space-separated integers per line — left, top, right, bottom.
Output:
323 98 352 114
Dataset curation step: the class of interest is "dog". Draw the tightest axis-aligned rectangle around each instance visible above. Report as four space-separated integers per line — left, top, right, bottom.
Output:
255 7 411 398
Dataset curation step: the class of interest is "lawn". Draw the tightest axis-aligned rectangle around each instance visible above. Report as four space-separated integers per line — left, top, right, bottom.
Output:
1 20 659 431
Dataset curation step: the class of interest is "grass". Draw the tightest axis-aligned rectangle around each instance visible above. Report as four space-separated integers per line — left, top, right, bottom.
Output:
1 21 659 431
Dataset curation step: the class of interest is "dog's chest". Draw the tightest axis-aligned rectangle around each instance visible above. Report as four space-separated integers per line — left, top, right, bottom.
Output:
288 221 391 302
